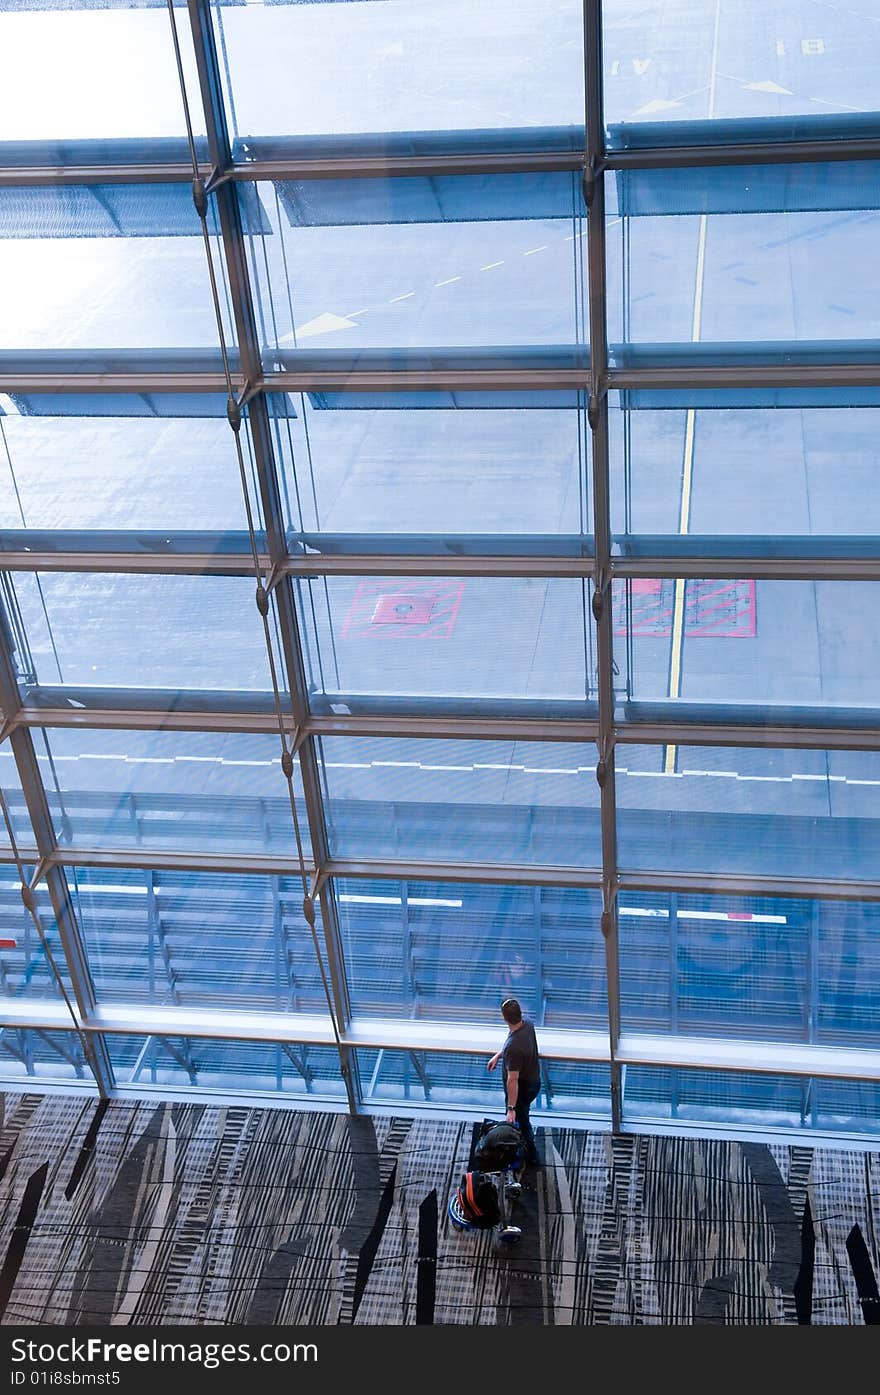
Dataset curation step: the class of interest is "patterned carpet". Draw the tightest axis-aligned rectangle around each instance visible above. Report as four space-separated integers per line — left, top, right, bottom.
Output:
0 1091 877 1325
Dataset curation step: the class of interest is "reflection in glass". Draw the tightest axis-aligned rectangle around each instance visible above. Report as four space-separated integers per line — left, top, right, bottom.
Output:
617 744 880 882
72 867 326 1012
319 736 600 866
337 876 605 1025
39 728 308 859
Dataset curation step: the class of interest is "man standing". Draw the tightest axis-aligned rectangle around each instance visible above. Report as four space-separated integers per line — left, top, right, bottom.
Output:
487 997 542 1167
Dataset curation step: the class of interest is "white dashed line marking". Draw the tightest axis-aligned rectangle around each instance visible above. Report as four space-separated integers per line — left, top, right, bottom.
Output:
388 291 415 303
434 276 461 287
523 245 547 255
480 261 505 270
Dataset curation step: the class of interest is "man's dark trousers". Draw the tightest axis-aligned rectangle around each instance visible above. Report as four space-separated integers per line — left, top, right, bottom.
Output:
513 1079 541 1165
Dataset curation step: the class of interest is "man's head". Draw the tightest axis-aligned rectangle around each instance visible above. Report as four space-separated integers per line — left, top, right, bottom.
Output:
501 998 523 1026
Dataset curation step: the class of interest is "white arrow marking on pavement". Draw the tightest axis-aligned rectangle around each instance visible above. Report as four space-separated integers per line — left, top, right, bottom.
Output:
631 98 684 116
743 80 794 94
288 313 360 341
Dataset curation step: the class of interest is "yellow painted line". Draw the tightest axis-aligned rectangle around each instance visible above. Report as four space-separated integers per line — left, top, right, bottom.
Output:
664 213 707 775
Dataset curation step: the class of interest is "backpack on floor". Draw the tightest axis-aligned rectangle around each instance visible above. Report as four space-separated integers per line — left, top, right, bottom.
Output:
474 1121 523 1172
454 1170 500 1229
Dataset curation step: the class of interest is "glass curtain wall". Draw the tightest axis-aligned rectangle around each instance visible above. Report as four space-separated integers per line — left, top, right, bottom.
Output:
0 0 878 1145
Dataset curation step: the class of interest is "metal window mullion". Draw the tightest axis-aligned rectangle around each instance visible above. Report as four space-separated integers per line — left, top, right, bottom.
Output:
584 0 622 1131
183 0 358 1112
0 623 113 1093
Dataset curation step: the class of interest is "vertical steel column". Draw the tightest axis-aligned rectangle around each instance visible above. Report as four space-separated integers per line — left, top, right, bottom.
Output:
584 0 622 1131
185 0 359 1111
0 613 113 1093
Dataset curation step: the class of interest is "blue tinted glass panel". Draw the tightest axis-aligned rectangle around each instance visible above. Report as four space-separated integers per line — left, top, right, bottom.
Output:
0 406 257 533
617 745 880 882
270 392 590 536
298 577 597 705
812 1078 880 1136
359 1047 610 1116
623 1065 879 1140
610 400 880 538
319 737 600 867
10 573 279 693
607 186 880 348
0 1 206 144
621 581 880 709
107 1033 347 1099
0 1028 91 1085
214 0 584 141
241 175 586 358
0 868 72 1002
0 745 33 850
38 728 308 858
336 877 605 1026
602 1 880 132
619 890 809 1040
71 868 325 1011
0 185 231 353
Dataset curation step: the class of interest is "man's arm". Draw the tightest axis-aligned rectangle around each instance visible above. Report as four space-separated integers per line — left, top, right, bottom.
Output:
505 1069 519 1118
487 1051 501 1071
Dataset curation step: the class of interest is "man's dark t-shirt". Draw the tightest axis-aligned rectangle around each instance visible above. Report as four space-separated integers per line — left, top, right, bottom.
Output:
502 1019 540 1091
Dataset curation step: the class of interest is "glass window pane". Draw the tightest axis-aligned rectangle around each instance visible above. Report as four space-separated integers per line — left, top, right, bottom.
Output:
107 1033 347 1100
602 1 880 134
620 891 880 1048
214 0 584 143
0 1028 91 1086
40 729 308 859
10 572 280 694
812 1078 880 1137
271 391 590 536
0 401 258 533
623 1065 880 1141
0 868 73 1003
607 166 880 348
610 400 880 539
0 185 231 353
619 581 880 710
336 876 605 1025
298 577 597 707
359 1047 610 1118
617 744 880 882
0 0 206 145
242 175 586 359
320 736 601 866
620 890 809 1040
71 868 324 1012
0 744 34 850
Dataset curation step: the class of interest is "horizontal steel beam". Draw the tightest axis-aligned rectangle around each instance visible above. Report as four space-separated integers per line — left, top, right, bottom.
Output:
615 721 880 751
617 1032 880 1081
615 555 880 581
4 362 879 396
0 552 265 576
5 548 880 581
0 373 239 394
13 705 289 736
47 848 316 878
308 713 600 742
0 163 212 186
607 363 880 389
618 869 880 904
11 701 880 752
605 137 880 170
229 151 585 180
325 858 604 890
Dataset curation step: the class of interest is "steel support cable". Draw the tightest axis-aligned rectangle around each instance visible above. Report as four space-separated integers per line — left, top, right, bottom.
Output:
165 2 344 1057
0 784 100 1087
